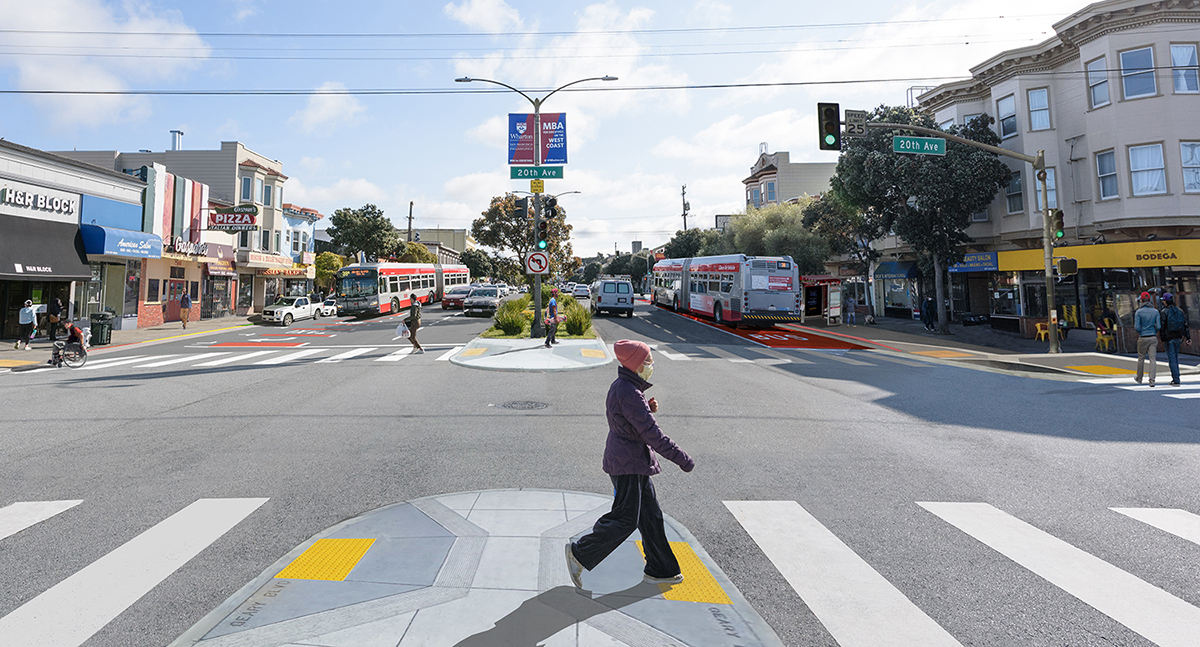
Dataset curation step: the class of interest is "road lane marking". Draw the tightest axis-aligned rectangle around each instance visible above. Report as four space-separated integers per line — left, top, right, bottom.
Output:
1111 508 1200 547
137 354 224 368
0 501 82 541
0 498 268 647
724 501 961 647
194 351 277 367
375 348 414 362
919 502 1200 647
316 348 377 363
254 349 324 365
79 355 173 370
436 345 465 361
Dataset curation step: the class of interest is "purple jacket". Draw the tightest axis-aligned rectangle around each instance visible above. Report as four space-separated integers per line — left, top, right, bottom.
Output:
603 366 694 476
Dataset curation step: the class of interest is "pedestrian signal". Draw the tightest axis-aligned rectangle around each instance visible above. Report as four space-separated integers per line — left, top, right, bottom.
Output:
1052 209 1065 239
818 102 841 151
1056 258 1078 275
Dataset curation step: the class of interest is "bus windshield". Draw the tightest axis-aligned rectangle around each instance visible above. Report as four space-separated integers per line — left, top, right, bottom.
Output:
338 275 377 298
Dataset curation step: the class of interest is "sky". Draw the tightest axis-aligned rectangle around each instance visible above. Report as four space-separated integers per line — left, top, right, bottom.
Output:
0 0 1086 257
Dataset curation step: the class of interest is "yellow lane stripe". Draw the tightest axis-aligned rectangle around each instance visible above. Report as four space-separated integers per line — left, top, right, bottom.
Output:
636 541 731 604
276 538 375 581
1065 364 1136 375
912 350 976 358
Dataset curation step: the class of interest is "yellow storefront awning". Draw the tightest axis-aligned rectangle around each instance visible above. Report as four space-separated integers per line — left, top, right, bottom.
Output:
998 239 1200 272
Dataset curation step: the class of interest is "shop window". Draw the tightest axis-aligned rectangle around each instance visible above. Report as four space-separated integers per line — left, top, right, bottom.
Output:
1006 170 1023 213
123 260 141 318
240 177 252 201
997 95 1016 138
146 279 160 303
170 266 185 279
190 281 199 300
1120 47 1156 99
1183 142 1200 193
1173 44 1199 93
1129 144 1166 196
1088 57 1110 108
1027 88 1050 131
1034 168 1058 210
1097 150 1118 199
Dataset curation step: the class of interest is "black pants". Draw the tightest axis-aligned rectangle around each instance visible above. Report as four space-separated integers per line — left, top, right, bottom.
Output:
545 322 557 346
571 474 681 578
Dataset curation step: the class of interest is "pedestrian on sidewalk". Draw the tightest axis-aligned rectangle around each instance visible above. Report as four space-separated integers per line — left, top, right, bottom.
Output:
1134 291 1161 386
544 288 559 348
180 290 192 329
566 340 695 589
1158 292 1191 386
845 296 857 326
405 293 424 354
15 300 37 350
46 297 63 342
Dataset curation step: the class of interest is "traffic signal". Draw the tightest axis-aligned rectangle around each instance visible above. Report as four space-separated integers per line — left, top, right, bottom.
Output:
514 197 530 218
1056 258 1078 275
817 102 841 151
537 220 549 250
1051 209 1065 239
543 195 559 219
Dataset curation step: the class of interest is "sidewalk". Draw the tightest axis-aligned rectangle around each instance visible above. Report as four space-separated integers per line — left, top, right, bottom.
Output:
450 337 613 372
783 316 1200 379
171 489 781 647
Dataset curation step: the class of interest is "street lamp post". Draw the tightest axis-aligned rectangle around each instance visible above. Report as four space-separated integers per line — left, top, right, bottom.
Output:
455 75 616 338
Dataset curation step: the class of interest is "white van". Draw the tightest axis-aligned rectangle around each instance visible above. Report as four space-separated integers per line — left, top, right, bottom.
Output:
590 279 635 318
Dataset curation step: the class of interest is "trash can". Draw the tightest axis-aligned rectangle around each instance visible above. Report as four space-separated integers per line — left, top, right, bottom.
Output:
89 311 114 346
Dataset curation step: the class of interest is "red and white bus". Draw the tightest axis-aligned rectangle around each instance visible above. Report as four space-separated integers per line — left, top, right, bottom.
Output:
651 254 803 326
336 262 470 316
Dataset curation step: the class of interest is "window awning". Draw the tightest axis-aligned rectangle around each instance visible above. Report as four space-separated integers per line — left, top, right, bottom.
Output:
0 214 92 280
873 261 919 280
80 224 162 259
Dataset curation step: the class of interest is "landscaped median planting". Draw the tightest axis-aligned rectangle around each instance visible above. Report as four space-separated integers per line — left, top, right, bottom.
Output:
481 294 595 339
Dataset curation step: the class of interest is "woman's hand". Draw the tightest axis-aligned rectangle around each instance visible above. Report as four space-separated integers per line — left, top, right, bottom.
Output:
647 397 658 413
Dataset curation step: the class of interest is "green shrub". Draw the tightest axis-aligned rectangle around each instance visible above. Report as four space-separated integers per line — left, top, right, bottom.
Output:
563 299 592 335
493 298 527 335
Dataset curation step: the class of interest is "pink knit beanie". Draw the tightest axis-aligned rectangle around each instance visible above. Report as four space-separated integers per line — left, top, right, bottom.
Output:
614 340 651 371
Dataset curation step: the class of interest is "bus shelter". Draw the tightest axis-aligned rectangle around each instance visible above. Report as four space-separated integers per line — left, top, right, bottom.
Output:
800 275 843 324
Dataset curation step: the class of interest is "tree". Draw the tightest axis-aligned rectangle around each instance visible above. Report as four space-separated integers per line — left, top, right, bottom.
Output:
313 252 344 293
459 248 494 281
802 193 889 311
327 204 405 261
831 105 1011 333
582 261 602 283
471 194 573 276
662 228 719 259
397 243 437 264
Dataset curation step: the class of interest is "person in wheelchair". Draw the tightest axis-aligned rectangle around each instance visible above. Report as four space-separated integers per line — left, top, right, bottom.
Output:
50 320 87 366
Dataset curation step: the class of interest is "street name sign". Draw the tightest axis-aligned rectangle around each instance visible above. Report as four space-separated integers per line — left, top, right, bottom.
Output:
511 166 563 179
844 110 868 137
525 250 550 275
893 136 946 155
530 179 544 194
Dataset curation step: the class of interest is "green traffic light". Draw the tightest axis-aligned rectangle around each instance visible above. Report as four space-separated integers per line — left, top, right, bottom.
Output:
1055 230 1065 239
537 240 548 249
824 134 836 145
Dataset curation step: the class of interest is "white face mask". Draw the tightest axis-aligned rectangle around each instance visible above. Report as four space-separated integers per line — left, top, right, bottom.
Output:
637 363 653 381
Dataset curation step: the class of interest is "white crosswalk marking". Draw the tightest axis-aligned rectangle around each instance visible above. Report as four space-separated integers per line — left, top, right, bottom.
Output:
724 500 962 647
137 354 223 368
0 498 268 647
254 349 324 365
0 500 82 541
1165 392 1200 399
317 347 377 363
919 502 1200 647
79 355 171 370
75 355 148 369
1111 508 1200 547
375 348 414 362
436 345 464 361
657 348 691 361
194 350 278 366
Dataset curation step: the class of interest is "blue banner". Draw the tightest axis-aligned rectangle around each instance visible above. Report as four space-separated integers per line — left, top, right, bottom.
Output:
949 251 998 273
540 113 567 164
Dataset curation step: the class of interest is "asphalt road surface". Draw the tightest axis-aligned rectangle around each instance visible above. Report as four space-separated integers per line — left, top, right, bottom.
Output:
2 297 1198 647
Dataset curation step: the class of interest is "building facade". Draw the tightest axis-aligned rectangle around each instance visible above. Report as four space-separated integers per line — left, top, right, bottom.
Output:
743 151 836 209
875 0 1198 350
415 228 476 253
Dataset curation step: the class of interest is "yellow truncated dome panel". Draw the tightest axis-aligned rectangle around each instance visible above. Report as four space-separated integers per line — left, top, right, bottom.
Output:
276 538 375 581
636 540 732 604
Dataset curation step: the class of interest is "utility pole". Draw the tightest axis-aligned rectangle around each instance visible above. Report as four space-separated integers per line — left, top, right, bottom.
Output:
407 201 414 243
681 185 690 230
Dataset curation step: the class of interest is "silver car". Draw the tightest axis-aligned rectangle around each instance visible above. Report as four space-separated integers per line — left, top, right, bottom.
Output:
463 287 501 317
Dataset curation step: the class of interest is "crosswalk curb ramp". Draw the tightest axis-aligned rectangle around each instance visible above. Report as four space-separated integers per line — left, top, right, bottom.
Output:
172 489 783 647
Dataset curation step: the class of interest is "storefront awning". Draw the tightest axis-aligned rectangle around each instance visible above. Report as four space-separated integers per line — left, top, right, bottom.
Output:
237 250 295 268
873 261 919 280
0 214 91 280
80 224 162 259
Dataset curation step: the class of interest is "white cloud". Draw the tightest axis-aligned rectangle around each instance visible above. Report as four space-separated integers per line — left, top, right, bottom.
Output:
653 109 816 168
288 82 367 135
443 0 522 32
232 0 260 22
465 115 508 150
0 0 209 126
286 177 389 213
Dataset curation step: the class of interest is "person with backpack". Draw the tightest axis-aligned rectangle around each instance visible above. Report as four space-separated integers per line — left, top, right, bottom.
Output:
1159 292 1191 386
1133 291 1161 386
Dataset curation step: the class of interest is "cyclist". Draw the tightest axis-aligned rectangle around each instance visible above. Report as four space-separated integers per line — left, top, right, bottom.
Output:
49 320 87 367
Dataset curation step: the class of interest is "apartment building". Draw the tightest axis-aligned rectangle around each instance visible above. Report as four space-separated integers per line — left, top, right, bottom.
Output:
743 150 836 209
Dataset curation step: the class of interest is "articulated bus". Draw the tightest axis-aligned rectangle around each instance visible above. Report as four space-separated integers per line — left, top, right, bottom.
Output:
336 262 470 316
651 254 802 326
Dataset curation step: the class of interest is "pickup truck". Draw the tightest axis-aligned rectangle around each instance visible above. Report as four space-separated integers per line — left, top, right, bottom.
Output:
261 296 319 326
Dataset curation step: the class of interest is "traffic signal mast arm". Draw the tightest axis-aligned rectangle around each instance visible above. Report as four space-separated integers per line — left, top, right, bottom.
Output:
866 122 1043 168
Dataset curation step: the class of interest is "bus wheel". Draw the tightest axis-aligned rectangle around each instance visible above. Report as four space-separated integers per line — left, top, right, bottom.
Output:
713 303 723 324
391 298 400 314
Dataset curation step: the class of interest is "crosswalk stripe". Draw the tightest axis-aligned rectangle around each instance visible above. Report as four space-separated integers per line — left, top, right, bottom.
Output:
724 501 962 647
80 355 171 370
436 345 464 361
375 348 414 362
254 349 324 365
657 348 691 361
1165 392 1200 399
919 502 1200 647
0 498 268 647
749 348 813 364
317 348 377 363
795 349 874 366
1111 508 1200 547
75 355 147 368
137 354 223 368
0 500 83 541
194 350 277 367
1116 384 1200 392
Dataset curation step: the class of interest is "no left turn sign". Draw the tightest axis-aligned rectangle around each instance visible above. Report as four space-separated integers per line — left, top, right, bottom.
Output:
525 251 550 275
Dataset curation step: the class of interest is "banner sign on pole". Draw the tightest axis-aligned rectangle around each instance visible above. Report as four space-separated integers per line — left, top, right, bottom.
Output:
540 113 567 165
508 114 537 165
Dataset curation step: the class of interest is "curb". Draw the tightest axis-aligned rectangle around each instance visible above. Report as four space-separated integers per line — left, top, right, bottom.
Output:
450 329 613 373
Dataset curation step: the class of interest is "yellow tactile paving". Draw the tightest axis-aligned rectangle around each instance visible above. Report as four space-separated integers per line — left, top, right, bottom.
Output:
636 541 731 604
275 538 375 581
580 348 606 358
460 347 487 357
0 359 40 368
912 350 976 358
1065 364 1136 375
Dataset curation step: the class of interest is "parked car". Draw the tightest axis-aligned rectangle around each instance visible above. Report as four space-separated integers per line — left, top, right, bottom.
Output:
442 286 473 310
571 284 591 299
261 296 318 326
314 298 338 318
519 284 529 293
496 283 510 295
463 287 501 317
590 278 635 317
